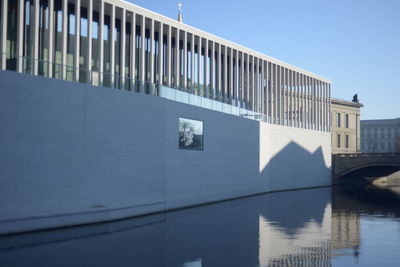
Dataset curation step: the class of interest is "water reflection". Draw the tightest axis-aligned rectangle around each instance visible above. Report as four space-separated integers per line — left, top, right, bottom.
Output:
1 183 400 266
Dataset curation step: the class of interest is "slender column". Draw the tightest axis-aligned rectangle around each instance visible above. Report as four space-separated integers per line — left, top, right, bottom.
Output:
121 9 126 87
318 79 321 130
17 0 24 72
130 12 135 81
313 78 316 130
252 56 255 111
315 79 318 130
183 30 187 89
33 0 40 75
48 0 54 77
241 54 245 107
293 71 297 127
204 39 208 95
297 72 300 127
176 29 180 88
325 82 328 131
197 36 201 94
159 23 164 85
61 0 68 79
99 0 104 85
275 65 279 124
167 25 172 87
74 0 81 81
328 84 331 132
275 64 278 124
230 49 233 104
246 55 249 109
283 68 286 125
140 15 145 84
224 46 227 101
322 82 325 131
300 74 304 128
190 33 194 91
110 4 115 86
261 60 264 115
167 25 171 87
254 58 257 112
265 61 269 119
320 80 323 131
0 0 8 69
294 71 297 127
317 80 320 130
289 69 292 126
149 19 154 85
236 51 240 107
309 77 312 129
211 41 215 98
287 69 291 126
87 0 93 82
217 44 221 99
298 73 302 127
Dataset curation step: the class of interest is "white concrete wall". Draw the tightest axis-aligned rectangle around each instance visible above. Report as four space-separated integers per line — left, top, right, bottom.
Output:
0 71 331 235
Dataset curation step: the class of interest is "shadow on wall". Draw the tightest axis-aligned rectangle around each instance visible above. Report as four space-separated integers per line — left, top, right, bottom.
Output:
260 141 331 191
0 187 332 267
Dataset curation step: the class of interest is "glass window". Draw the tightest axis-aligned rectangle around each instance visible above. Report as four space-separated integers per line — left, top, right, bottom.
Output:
337 134 341 148
337 113 341 128
345 135 349 148
179 118 203 150
345 114 349 128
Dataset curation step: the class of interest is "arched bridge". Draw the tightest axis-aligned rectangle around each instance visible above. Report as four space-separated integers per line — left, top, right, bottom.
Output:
332 153 400 183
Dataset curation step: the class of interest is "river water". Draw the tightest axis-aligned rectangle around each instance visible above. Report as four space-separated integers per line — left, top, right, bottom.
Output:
1 181 400 267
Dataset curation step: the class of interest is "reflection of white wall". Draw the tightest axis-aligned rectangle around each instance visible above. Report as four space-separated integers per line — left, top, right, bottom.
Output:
0 71 332 234
182 259 202 267
259 204 332 266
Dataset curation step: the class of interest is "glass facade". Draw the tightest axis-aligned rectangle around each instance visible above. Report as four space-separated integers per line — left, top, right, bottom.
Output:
0 0 330 132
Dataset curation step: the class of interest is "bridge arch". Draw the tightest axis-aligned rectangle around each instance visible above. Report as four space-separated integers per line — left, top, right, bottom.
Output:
332 153 400 183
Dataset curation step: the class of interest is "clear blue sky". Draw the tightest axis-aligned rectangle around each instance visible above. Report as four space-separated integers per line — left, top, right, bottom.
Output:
128 0 400 120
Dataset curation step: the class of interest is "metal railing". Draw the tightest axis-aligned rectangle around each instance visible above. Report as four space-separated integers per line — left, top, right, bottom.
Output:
0 53 273 122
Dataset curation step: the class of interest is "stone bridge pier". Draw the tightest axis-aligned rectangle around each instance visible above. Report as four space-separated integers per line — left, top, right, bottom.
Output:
332 153 400 184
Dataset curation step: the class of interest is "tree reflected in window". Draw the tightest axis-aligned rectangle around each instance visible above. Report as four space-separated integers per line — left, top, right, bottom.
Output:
179 118 203 150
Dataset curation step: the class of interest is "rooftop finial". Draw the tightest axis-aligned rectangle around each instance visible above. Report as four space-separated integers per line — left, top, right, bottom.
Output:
178 2 183 23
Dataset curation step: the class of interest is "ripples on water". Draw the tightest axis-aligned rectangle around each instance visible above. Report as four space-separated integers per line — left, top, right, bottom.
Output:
1 180 400 266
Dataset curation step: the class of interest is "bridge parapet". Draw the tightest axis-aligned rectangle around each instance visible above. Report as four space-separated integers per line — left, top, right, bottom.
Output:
332 153 400 183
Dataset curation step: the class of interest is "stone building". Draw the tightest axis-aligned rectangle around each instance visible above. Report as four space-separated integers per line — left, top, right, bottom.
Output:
361 118 400 153
331 98 363 154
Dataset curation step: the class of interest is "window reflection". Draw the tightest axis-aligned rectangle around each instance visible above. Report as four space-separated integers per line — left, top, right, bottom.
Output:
179 118 203 150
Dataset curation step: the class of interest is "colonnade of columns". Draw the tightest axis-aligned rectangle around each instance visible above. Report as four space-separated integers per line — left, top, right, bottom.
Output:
0 0 331 131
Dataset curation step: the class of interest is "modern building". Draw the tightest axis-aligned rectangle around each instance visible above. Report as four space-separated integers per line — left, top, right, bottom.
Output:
361 118 400 153
331 97 363 154
0 0 332 235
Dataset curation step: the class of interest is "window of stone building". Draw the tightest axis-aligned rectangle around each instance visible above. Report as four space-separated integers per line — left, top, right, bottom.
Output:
337 113 341 128
345 135 349 148
337 134 341 148
345 114 349 128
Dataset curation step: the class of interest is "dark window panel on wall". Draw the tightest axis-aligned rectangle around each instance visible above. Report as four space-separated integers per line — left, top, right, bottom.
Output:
145 27 150 82
79 5 88 82
6 0 18 70
135 23 141 81
53 0 63 71
125 20 131 80
92 10 99 72
154 30 159 84
114 17 121 79
38 0 49 76
24 0 35 73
